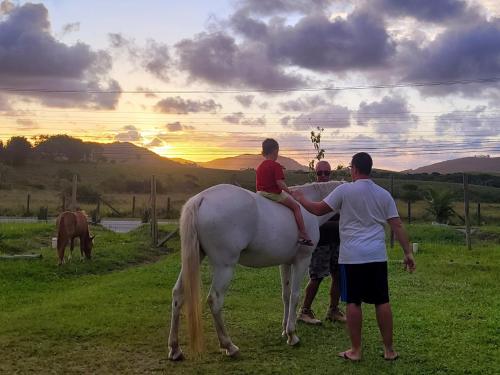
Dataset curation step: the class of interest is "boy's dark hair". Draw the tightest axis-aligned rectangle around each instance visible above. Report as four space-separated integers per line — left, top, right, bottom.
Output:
262 138 279 156
351 152 373 175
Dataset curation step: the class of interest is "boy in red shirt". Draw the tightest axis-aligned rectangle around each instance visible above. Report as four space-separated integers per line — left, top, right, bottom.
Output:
256 138 313 246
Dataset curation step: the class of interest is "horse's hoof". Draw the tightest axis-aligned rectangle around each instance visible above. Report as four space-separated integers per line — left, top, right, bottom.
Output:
168 347 184 361
287 335 300 346
224 344 240 357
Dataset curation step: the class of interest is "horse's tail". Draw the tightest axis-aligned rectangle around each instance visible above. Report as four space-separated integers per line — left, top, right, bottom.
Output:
180 194 204 355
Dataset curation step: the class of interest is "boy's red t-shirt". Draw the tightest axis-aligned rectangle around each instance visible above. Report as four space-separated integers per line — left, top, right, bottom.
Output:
256 159 285 194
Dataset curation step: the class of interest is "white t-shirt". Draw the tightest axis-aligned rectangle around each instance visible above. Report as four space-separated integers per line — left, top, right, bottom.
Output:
323 179 399 264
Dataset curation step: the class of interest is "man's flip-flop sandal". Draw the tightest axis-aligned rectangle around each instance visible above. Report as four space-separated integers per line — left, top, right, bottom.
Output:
297 238 314 246
382 353 399 361
338 351 360 362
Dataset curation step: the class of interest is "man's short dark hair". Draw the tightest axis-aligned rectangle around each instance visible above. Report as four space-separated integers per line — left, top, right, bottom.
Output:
262 138 279 156
351 152 373 175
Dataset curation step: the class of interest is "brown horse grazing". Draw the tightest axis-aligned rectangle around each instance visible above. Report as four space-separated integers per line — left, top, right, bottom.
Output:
56 211 94 265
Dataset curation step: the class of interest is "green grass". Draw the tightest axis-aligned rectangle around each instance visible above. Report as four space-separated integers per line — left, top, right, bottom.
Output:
0 224 499 374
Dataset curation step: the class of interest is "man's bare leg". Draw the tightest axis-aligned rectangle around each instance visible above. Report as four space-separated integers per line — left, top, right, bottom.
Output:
375 303 398 360
339 303 362 360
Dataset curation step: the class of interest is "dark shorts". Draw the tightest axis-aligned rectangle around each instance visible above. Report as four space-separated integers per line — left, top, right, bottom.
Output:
340 262 389 305
309 244 339 279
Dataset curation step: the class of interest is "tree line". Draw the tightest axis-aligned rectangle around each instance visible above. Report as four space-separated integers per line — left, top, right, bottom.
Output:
0 135 101 166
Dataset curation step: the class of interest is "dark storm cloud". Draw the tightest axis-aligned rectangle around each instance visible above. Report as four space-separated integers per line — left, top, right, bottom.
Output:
282 105 351 130
0 3 120 109
154 96 221 114
356 95 418 134
435 106 500 136
175 32 304 89
235 95 255 107
265 11 396 72
404 19 500 96
368 0 481 24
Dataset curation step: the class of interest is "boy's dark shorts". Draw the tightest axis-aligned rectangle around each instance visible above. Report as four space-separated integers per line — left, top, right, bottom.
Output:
340 262 389 305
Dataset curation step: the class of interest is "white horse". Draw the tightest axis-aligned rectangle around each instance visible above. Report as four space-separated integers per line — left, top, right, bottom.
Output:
168 181 342 360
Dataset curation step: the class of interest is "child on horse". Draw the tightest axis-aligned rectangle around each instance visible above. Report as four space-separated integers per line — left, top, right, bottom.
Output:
256 138 314 246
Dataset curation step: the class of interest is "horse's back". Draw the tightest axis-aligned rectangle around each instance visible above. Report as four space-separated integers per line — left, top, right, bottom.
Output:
57 211 88 238
195 185 258 262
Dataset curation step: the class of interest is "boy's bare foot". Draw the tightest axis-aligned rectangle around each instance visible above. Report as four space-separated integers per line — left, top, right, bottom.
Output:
383 350 399 361
338 349 361 362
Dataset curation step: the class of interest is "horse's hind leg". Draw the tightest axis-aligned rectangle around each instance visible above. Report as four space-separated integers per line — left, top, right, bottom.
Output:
69 238 74 261
168 273 185 361
280 264 291 338
286 254 310 346
207 265 239 357
57 238 68 266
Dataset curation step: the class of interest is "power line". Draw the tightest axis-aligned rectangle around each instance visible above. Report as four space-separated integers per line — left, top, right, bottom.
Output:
2 77 500 94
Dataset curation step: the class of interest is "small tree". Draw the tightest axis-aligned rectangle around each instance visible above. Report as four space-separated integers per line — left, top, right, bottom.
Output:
424 189 456 224
400 184 421 224
5 136 32 166
308 127 325 181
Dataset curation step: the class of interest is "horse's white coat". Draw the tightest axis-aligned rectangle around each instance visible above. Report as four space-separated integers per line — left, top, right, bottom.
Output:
168 181 342 360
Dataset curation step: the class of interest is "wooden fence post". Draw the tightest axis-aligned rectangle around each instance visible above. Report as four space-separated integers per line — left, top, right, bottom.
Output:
390 175 395 248
477 202 481 226
132 196 136 217
62 195 66 211
463 173 472 250
407 201 412 225
151 176 158 246
167 196 171 214
71 174 78 211
26 193 31 215
96 198 101 223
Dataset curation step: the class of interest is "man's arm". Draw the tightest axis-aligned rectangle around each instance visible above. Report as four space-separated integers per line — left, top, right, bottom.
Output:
387 217 416 273
292 191 333 216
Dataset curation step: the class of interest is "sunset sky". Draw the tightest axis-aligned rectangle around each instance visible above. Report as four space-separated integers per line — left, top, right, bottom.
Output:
1 0 500 170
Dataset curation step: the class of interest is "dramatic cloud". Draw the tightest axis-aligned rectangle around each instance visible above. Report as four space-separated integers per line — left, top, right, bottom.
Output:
223 112 244 124
0 3 120 109
165 121 195 132
368 0 481 24
235 95 255 107
145 137 164 147
61 22 80 36
356 95 418 134
16 118 38 130
175 32 304 89
235 0 334 15
435 106 500 136
108 33 171 82
223 112 265 126
279 95 328 112
282 105 351 130
403 19 500 96
114 125 142 142
154 96 221 114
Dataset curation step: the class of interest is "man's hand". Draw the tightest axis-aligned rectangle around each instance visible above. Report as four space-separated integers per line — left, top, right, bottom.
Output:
403 253 416 273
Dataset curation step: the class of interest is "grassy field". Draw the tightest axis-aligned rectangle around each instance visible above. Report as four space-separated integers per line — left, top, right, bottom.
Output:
0 223 499 374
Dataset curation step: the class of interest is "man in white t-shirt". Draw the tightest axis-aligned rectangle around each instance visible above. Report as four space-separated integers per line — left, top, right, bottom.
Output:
293 152 415 362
